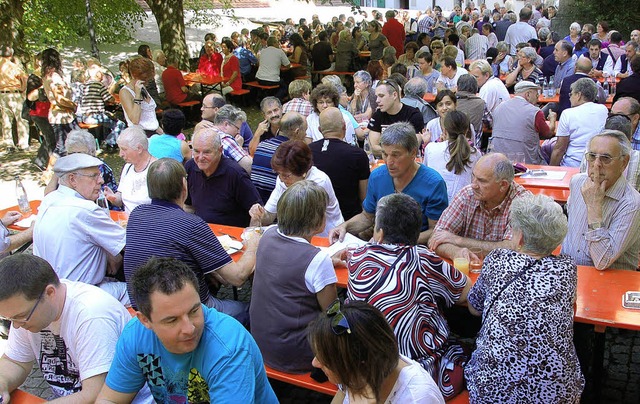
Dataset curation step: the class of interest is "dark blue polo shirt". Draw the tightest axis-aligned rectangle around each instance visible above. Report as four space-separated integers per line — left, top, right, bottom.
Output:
124 199 232 308
185 157 262 227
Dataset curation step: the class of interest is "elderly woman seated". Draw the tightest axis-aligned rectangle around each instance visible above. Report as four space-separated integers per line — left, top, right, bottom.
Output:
250 181 338 373
309 300 445 403
346 192 471 400
465 193 584 403
249 140 343 237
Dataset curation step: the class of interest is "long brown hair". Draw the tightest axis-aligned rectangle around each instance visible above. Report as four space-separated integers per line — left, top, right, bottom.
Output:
444 110 474 174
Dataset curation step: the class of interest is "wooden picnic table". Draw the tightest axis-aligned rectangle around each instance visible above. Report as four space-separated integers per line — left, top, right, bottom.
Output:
514 164 579 190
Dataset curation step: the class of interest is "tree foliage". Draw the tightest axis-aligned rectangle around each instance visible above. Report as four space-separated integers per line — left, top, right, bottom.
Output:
558 0 640 38
22 0 146 51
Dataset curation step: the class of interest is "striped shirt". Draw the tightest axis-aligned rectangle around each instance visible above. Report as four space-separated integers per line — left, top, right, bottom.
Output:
124 200 232 308
250 135 288 203
562 174 640 270
81 80 113 116
282 97 313 117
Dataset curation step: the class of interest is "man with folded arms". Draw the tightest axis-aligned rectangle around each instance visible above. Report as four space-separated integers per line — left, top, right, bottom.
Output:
429 153 530 260
125 158 256 325
563 130 640 270
0 255 152 403
33 153 129 304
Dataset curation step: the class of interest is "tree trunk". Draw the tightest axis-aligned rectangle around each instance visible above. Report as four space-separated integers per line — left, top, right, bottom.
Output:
0 0 26 57
145 0 190 71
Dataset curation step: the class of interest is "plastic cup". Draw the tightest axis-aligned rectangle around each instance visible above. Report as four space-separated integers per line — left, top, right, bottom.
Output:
453 257 470 276
469 247 483 274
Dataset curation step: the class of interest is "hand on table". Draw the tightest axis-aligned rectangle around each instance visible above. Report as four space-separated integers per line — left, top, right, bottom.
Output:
428 229 459 251
328 225 347 244
1 211 22 227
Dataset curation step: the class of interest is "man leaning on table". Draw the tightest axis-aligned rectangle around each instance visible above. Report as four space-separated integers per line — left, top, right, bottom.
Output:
125 158 256 326
563 130 640 271
96 257 278 404
330 122 447 245
0 255 152 404
428 153 531 260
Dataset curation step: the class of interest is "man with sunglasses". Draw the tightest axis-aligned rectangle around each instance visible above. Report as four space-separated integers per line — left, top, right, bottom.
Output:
33 153 129 304
563 130 640 270
0 255 152 403
367 79 424 157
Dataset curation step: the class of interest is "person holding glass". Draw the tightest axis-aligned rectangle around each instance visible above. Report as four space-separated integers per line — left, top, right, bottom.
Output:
345 193 470 400
504 46 543 88
465 193 584 403
250 181 338 373
308 300 445 403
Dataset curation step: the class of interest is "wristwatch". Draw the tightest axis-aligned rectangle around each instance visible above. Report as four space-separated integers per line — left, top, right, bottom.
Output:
588 222 603 230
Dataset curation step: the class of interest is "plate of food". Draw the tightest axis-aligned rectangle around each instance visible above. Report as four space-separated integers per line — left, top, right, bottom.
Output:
216 235 244 255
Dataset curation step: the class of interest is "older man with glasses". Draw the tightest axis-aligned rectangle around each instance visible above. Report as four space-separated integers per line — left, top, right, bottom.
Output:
33 153 129 304
0 255 153 403
563 130 640 270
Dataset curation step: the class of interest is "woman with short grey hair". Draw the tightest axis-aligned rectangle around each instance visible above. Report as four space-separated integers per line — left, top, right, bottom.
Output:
349 70 377 123
505 46 543 88
494 41 512 75
250 180 338 373
346 192 470 400
465 193 584 402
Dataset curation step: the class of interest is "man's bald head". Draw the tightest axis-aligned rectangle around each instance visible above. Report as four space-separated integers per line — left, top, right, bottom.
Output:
318 107 346 139
575 56 593 73
279 112 307 141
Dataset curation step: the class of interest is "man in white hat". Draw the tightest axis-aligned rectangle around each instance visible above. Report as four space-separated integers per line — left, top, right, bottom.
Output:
490 80 555 164
33 153 129 304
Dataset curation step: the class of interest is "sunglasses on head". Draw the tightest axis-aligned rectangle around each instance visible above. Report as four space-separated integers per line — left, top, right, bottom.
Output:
326 299 351 335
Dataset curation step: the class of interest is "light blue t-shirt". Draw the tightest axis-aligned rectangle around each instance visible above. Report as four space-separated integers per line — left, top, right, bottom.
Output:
363 164 448 231
105 305 278 403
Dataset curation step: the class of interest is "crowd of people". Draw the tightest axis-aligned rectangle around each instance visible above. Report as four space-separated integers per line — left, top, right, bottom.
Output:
1 1 640 403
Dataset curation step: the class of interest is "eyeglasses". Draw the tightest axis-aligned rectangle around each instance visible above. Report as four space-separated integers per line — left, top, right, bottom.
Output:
73 171 101 180
585 152 624 165
1 289 45 323
326 299 351 335
201 105 215 109
226 121 240 131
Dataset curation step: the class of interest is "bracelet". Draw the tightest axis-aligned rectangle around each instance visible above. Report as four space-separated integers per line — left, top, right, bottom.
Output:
134 98 143 104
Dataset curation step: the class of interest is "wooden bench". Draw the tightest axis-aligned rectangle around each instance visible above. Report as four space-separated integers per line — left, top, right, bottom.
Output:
227 88 251 107
264 364 338 396
245 81 279 90
176 100 201 108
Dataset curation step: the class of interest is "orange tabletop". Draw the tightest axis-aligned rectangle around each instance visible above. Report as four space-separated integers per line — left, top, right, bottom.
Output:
537 93 559 103
10 389 45 403
422 93 436 103
515 164 579 190
359 51 371 58
0 200 41 230
597 76 620 84
184 73 226 86
574 265 640 332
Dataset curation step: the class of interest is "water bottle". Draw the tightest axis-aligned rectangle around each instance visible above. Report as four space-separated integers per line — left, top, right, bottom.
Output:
15 176 31 214
542 78 548 98
96 189 109 213
547 76 555 97
602 79 609 99
363 135 376 167
609 76 616 96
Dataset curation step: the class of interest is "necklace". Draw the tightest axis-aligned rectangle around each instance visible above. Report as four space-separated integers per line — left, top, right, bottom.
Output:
135 156 152 173
522 65 535 75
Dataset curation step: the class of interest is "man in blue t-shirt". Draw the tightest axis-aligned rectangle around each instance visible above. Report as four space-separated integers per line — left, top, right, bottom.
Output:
97 257 278 404
329 121 448 245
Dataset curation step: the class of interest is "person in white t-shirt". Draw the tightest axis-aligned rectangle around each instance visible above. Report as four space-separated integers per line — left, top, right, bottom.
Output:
249 140 344 237
0 255 152 403
550 78 608 167
105 127 156 213
435 57 468 92
309 300 445 404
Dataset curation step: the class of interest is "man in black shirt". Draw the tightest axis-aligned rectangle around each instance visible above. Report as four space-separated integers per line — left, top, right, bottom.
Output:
311 31 335 71
309 107 370 220
367 80 424 157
